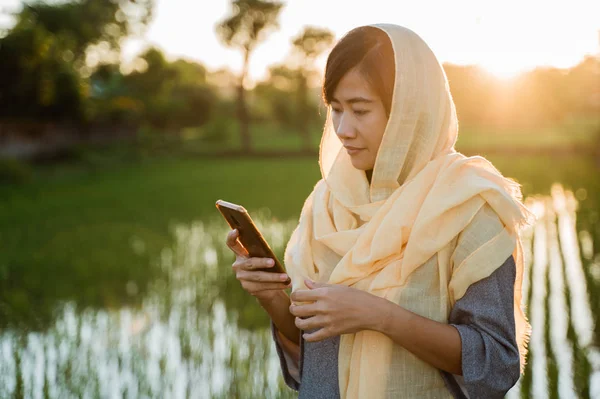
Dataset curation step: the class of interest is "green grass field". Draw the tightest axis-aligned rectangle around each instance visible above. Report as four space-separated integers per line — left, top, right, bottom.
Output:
0 157 322 328
457 117 600 152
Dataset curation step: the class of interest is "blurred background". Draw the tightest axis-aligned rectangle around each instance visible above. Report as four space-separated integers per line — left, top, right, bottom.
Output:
0 0 599 398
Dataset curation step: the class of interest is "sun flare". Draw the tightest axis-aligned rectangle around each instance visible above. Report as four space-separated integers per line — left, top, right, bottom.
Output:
480 61 526 80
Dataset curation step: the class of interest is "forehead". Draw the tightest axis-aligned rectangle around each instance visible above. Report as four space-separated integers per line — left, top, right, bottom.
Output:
332 68 377 102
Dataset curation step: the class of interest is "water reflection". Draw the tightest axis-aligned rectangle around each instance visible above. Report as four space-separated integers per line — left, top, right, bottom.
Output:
547 196 576 398
507 184 600 399
523 199 549 398
0 212 298 399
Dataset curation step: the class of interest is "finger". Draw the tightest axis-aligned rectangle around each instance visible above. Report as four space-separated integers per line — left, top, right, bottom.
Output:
294 315 325 331
241 280 292 294
305 279 329 289
226 229 249 257
290 288 321 302
302 327 332 342
289 302 320 318
239 257 275 271
237 270 289 283
260 283 293 291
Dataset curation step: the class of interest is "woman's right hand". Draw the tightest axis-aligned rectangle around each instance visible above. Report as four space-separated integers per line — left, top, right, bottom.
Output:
226 229 292 303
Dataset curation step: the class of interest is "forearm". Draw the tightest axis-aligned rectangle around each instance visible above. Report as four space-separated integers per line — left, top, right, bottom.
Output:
258 290 301 344
372 299 463 376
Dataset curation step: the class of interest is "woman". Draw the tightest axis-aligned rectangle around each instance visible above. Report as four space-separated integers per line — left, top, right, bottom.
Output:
225 24 534 398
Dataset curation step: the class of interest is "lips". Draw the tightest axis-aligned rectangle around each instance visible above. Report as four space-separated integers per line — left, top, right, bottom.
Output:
344 146 364 155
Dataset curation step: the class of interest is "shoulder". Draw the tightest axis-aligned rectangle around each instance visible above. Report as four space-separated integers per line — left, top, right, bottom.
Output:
452 203 505 266
465 202 504 234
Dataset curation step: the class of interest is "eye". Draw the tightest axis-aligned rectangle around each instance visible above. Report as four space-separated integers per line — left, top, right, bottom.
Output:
331 107 343 114
353 109 369 116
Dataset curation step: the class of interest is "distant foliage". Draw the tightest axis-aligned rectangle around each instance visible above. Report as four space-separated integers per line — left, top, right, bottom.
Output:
0 0 154 125
0 158 32 185
0 0 598 156
444 58 600 128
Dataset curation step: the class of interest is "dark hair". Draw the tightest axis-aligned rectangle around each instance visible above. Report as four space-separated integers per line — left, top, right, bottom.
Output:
322 26 395 116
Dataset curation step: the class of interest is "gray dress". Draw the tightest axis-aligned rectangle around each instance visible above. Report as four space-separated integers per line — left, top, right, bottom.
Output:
271 255 520 399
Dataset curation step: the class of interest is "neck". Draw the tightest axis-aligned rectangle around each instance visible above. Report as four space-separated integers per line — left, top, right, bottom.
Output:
366 169 373 185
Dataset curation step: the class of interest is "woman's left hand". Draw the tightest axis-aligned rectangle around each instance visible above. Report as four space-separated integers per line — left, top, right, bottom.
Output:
289 278 387 342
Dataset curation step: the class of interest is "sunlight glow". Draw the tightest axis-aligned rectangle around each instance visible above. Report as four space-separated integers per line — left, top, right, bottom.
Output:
479 59 529 80
121 0 599 84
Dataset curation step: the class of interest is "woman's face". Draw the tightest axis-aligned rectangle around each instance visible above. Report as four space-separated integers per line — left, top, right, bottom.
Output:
330 68 389 171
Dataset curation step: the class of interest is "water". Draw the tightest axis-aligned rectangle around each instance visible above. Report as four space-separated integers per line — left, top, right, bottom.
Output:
507 183 600 399
1 156 599 398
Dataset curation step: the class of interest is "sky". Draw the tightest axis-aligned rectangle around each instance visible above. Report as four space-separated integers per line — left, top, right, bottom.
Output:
1 0 599 82
123 0 600 81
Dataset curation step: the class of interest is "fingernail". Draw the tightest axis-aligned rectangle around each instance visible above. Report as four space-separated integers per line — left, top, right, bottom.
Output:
268 259 274 266
280 274 288 280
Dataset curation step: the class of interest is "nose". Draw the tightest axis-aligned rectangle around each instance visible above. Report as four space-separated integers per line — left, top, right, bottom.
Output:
334 112 357 140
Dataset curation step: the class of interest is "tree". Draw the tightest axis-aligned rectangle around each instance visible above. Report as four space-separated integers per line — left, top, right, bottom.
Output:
123 48 215 132
252 64 298 127
0 0 154 126
291 27 334 149
216 0 283 152
12 0 153 67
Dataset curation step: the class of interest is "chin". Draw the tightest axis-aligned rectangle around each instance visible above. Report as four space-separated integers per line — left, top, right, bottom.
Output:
349 157 373 171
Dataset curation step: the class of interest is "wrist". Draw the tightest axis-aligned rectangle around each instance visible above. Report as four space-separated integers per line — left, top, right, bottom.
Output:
371 297 403 334
373 297 390 333
257 289 288 310
359 294 385 332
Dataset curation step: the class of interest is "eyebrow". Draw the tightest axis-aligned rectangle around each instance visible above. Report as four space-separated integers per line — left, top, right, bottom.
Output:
331 96 374 105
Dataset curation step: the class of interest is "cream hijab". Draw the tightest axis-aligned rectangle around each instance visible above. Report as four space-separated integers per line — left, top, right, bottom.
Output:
283 23 535 398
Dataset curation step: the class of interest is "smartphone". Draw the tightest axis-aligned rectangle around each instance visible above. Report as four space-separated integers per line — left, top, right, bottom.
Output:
216 200 290 283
